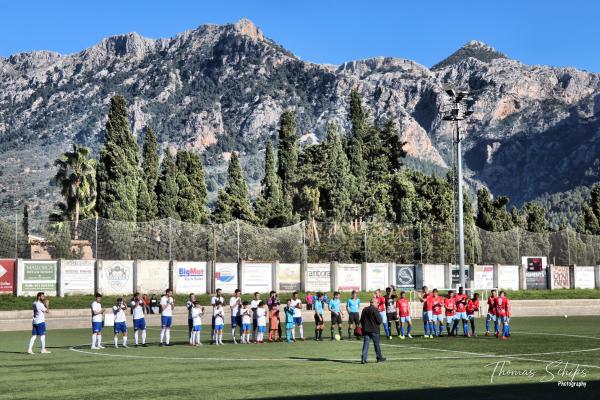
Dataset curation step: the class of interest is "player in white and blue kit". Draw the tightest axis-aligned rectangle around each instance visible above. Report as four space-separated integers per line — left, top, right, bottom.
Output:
112 297 128 348
210 289 224 344
229 289 242 344
91 293 105 349
290 291 304 341
131 292 147 347
185 293 196 343
190 301 204 346
240 301 252 344
160 288 175 346
28 292 51 354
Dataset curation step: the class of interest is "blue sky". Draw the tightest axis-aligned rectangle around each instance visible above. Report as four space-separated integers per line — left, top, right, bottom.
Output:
1 0 598 71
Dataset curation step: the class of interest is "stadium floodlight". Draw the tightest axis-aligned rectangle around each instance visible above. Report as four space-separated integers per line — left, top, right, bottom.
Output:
441 88 473 288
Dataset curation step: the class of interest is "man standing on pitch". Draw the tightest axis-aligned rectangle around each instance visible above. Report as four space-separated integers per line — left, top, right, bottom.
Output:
359 298 386 364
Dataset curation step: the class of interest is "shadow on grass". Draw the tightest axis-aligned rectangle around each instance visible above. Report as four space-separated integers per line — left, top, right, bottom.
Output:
256 381 600 400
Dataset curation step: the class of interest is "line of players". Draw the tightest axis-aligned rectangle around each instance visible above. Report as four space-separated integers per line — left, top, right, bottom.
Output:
26 285 512 353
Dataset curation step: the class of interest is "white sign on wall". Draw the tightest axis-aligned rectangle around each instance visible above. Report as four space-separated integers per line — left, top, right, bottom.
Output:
337 263 361 291
174 261 207 294
574 266 595 289
498 265 519 290
306 263 331 292
422 264 445 290
278 263 300 292
98 260 134 295
214 262 238 293
242 262 272 293
473 265 494 289
136 260 170 294
17 260 58 296
60 260 94 295
366 263 388 291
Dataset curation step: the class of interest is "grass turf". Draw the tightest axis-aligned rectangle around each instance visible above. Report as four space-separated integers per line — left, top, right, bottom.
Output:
0 317 599 399
2 289 599 311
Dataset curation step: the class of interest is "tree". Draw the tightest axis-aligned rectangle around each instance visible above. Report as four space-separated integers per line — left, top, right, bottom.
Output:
176 150 208 223
476 188 514 231
577 184 600 234
156 151 179 220
320 124 352 223
276 111 298 214
176 172 203 224
136 179 154 223
140 127 160 219
345 89 369 224
212 152 256 223
96 95 139 221
22 204 29 237
255 141 288 227
52 144 96 233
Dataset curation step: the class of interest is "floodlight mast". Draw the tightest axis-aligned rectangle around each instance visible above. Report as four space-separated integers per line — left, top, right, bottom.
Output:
442 89 472 288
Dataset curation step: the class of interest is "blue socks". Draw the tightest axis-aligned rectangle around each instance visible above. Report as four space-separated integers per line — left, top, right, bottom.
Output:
424 321 429 336
486 319 490 332
438 324 444 336
400 326 404 336
494 321 499 334
407 325 411 335
383 323 390 337
463 321 468 336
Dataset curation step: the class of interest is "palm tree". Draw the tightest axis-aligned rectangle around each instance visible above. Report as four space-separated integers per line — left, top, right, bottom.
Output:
52 144 96 236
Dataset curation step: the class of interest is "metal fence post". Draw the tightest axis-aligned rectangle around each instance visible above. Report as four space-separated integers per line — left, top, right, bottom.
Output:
236 219 240 262
302 220 307 265
168 218 172 261
567 228 572 265
14 214 18 258
363 222 368 263
419 222 423 264
95 216 99 260
516 227 520 265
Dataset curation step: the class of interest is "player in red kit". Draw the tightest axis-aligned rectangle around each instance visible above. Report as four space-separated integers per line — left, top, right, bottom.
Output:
417 286 434 338
485 289 498 336
444 290 456 336
454 286 469 337
466 293 480 337
495 291 511 340
431 289 444 337
396 291 412 339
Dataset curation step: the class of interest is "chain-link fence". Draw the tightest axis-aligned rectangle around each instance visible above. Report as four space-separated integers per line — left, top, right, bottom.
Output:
1 213 599 265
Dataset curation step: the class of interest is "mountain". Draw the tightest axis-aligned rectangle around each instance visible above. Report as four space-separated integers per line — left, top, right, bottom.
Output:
1 18 600 225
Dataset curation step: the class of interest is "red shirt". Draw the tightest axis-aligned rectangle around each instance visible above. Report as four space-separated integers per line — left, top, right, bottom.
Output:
494 296 509 317
466 299 479 315
455 293 468 312
444 297 456 316
396 298 410 317
377 296 386 312
432 295 444 315
422 293 433 311
487 296 496 315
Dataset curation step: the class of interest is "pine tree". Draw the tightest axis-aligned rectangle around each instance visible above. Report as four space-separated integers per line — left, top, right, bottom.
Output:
321 124 352 223
212 152 256 223
96 95 139 221
276 111 298 215
140 127 160 219
156 151 179 220
176 150 208 223
577 184 600 234
255 141 288 227
136 179 153 223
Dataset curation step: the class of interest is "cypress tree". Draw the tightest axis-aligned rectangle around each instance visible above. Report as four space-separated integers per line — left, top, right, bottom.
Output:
22 204 29 236
321 124 352 223
176 150 208 222
255 141 288 227
136 179 153 223
176 173 202 223
96 95 139 221
156 151 179 220
276 111 298 212
140 127 160 219
213 152 256 223
346 89 369 222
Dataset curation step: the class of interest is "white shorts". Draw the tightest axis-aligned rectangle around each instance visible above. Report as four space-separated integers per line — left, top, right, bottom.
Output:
446 315 455 323
422 311 433 321
400 316 411 323
379 311 388 324
455 312 467 320
432 314 444 322
486 313 496 321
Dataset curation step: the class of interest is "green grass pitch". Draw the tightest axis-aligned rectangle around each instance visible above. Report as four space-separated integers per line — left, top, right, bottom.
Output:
1 317 599 399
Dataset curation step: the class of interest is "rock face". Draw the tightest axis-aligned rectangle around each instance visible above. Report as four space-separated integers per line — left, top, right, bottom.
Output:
1 18 600 218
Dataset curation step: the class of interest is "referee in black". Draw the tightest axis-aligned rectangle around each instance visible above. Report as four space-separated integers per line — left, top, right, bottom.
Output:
360 297 386 364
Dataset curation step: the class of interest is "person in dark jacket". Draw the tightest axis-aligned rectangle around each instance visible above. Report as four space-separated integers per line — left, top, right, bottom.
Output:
359 298 386 364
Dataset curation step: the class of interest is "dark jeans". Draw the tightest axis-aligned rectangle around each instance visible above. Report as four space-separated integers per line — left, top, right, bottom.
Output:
361 332 384 362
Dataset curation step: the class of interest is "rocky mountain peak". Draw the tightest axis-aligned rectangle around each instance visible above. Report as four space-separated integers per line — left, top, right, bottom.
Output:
83 31 157 59
233 18 264 41
432 39 508 70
